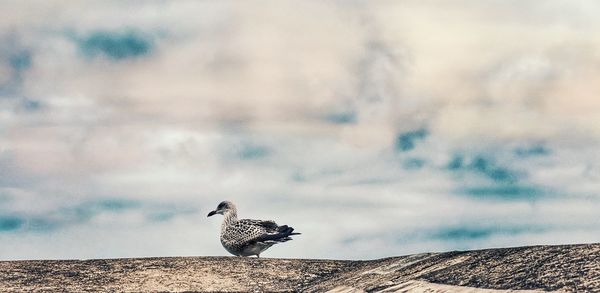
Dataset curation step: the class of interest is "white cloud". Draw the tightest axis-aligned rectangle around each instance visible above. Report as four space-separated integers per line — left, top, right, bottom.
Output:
0 0 599 260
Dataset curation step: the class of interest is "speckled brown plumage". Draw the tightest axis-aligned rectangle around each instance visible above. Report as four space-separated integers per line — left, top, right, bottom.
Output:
208 201 300 257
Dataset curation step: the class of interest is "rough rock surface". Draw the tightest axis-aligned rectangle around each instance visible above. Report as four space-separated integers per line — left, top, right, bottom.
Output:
0 243 598 292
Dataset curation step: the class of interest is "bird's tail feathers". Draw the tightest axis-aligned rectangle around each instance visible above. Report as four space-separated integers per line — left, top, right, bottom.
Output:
256 225 300 243
278 225 301 236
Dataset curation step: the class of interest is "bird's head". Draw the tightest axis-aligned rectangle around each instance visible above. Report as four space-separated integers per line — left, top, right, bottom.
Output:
207 200 235 217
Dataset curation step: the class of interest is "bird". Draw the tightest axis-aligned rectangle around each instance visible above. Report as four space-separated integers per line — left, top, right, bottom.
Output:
207 200 300 257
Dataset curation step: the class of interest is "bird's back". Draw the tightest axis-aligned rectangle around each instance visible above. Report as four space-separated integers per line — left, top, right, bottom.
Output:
221 219 275 245
220 219 298 256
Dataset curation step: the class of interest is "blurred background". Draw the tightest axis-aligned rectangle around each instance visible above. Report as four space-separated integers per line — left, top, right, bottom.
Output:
1 0 599 260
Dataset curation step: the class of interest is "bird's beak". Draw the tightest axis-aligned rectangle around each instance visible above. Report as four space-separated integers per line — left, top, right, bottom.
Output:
207 210 217 217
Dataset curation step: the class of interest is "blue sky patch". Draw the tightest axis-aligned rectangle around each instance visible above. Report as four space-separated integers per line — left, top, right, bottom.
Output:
434 226 494 240
25 217 62 232
403 157 426 170
432 225 547 241
64 198 142 222
21 99 43 111
0 152 28 188
291 171 307 182
447 154 465 170
396 128 428 152
326 111 357 124
447 153 519 184
0 44 32 94
514 144 550 157
147 206 197 223
446 152 548 200
2 199 200 233
462 185 544 200
470 156 518 183
78 30 153 60
93 198 140 211
147 211 176 222
0 216 24 232
237 144 270 160
9 50 31 72
349 224 549 246
1 198 201 234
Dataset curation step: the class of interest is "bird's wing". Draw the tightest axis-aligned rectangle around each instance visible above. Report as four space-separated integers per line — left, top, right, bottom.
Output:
228 219 293 245
243 219 279 232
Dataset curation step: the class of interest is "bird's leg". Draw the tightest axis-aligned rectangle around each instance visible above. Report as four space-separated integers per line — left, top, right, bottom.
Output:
256 254 260 258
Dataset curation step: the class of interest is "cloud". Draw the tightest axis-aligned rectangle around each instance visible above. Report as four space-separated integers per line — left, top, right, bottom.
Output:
0 0 599 260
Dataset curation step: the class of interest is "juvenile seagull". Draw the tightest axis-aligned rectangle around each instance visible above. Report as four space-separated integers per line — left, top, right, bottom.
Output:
207 201 300 257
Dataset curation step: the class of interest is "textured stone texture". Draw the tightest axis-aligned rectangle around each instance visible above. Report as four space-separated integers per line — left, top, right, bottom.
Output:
0 243 597 292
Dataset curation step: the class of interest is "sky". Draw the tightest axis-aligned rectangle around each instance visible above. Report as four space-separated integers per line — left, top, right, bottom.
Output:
1 0 600 260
